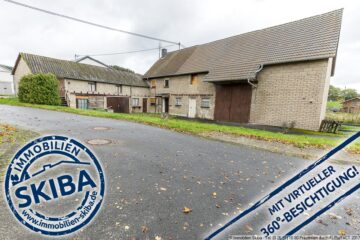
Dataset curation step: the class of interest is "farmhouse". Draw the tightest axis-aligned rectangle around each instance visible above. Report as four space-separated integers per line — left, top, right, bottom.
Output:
341 97 360 114
0 64 14 95
12 53 150 113
144 9 343 130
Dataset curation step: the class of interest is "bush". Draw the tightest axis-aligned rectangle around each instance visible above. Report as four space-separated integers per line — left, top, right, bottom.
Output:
18 73 60 105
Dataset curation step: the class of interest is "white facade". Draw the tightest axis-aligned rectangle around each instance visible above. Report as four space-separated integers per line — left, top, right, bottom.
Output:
0 65 14 95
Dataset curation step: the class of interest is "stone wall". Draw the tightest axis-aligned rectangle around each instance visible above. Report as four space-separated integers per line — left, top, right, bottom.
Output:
250 59 332 130
147 74 216 119
64 79 150 112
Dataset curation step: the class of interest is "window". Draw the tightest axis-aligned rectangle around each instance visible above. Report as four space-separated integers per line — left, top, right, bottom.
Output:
89 82 96 92
201 97 210 108
190 74 198 85
151 80 156 88
164 79 169 88
132 98 140 106
150 98 156 106
77 99 88 109
117 85 122 95
175 97 182 106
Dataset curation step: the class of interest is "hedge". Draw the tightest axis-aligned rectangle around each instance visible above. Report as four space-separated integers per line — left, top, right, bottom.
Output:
18 73 60 105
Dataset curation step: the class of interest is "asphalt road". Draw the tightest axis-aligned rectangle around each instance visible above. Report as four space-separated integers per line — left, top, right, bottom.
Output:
0 105 359 239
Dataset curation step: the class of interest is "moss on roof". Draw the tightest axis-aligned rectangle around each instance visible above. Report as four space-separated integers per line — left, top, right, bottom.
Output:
19 53 148 87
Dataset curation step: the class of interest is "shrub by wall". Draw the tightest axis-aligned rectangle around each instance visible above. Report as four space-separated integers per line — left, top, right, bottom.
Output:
18 73 60 105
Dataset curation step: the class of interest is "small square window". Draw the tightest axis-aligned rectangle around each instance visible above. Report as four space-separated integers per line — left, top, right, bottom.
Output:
132 98 140 106
164 79 169 88
151 80 156 88
150 97 156 106
89 82 96 92
175 97 182 106
117 85 122 94
201 98 210 108
190 74 198 85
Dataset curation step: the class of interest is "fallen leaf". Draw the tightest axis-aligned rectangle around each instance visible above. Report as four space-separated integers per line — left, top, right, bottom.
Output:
245 224 253 232
338 229 346 236
141 226 149 233
183 207 192 214
345 207 353 216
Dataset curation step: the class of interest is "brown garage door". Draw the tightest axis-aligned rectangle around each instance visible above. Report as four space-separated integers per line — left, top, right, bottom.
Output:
214 83 252 123
107 97 130 113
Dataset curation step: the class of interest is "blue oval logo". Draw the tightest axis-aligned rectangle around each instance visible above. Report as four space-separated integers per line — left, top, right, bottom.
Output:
4 135 105 236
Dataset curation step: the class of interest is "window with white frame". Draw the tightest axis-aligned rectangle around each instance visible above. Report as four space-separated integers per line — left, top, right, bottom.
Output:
201 97 210 108
164 79 169 88
89 82 96 92
117 85 122 95
132 98 140 106
175 97 182 106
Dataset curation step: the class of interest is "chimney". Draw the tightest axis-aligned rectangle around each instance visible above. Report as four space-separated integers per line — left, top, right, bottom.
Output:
161 48 167 58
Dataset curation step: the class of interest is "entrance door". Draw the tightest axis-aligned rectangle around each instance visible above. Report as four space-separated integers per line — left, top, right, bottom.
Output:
188 98 196 118
107 97 130 113
214 83 252 123
143 98 147 113
162 98 169 113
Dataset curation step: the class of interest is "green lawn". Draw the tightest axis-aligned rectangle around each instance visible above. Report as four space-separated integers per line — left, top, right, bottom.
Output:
326 100 342 110
1 98 359 153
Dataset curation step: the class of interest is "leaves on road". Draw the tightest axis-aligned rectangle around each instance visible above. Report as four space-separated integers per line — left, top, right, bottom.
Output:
338 229 346 236
183 207 192 214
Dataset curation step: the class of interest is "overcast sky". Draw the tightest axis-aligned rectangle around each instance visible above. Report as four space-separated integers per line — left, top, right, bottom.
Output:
0 0 359 90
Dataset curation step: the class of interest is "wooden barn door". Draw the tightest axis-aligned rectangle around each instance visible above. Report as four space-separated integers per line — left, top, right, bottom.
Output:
107 97 130 113
214 83 252 123
143 98 147 113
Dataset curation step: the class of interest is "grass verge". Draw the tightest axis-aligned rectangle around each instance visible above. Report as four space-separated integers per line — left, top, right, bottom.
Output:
0 124 38 177
1 98 359 153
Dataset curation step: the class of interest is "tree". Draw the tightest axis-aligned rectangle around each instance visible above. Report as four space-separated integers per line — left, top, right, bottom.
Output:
328 85 342 101
341 88 359 100
18 73 60 105
327 85 359 101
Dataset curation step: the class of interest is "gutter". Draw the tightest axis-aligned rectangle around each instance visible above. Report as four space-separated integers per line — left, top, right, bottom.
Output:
247 64 263 88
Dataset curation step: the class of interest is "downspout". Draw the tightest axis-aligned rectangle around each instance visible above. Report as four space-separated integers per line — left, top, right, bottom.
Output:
247 64 263 88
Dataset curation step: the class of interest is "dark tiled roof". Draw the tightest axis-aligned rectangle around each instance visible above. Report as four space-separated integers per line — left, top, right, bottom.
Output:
144 9 343 82
17 53 148 87
0 64 13 71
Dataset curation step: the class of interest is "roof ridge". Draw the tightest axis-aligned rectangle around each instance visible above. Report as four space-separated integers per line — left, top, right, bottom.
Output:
16 52 147 87
194 9 343 48
144 9 343 81
20 52 139 75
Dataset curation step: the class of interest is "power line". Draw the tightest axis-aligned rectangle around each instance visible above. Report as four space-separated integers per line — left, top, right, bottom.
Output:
4 0 182 46
76 44 176 58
